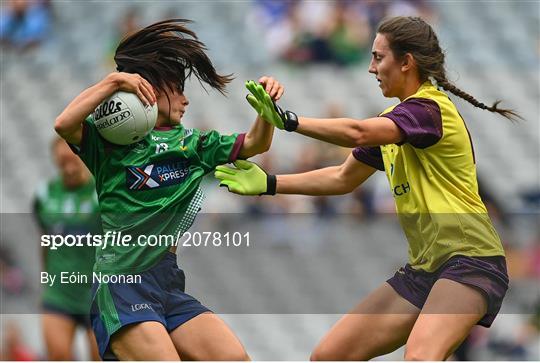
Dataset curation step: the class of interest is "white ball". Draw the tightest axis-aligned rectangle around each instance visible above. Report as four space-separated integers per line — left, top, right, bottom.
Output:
93 91 157 145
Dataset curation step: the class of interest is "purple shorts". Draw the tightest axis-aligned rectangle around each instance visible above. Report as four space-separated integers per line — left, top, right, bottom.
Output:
387 255 508 327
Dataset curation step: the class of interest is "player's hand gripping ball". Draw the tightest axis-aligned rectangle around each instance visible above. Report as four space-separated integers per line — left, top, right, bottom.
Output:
93 91 157 145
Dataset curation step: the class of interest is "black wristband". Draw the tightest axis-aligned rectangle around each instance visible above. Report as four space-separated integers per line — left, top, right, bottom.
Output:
261 174 277 195
283 111 299 132
273 101 298 132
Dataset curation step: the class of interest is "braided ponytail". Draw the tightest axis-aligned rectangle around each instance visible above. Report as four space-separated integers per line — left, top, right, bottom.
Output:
437 79 522 122
377 16 521 122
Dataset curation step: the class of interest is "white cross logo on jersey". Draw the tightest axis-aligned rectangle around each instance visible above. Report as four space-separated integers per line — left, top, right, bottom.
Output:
127 165 160 190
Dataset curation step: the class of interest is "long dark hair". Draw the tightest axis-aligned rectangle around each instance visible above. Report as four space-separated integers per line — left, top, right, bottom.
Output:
114 18 233 95
377 16 521 121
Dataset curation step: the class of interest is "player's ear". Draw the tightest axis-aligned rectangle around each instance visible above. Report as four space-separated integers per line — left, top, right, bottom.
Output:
401 53 416 72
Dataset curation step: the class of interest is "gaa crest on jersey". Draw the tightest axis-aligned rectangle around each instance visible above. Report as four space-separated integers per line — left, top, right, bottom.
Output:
126 158 190 190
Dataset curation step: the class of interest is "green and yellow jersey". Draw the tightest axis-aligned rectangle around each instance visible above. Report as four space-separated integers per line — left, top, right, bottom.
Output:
72 118 244 275
34 177 100 314
353 82 504 272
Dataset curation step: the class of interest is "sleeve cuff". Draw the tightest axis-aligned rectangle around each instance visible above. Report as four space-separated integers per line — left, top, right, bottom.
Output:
352 147 385 171
382 99 443 149
228 133 246 162
67 121 90 155
383 113 408 146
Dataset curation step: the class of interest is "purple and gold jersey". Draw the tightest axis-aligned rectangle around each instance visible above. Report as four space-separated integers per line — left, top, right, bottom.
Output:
72 118 244 274
353 82 504 272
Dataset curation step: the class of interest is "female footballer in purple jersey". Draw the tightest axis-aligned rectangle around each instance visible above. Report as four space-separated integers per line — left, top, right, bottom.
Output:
54 19 283 360
216 16 520 360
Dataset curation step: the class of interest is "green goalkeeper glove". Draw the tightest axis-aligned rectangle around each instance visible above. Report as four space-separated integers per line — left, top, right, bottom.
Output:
245 80 298 132
214 160 276 195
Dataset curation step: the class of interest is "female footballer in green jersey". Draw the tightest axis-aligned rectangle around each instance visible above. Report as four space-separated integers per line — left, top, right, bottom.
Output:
55 19 282 360
34 138 100 360
216 16 520 360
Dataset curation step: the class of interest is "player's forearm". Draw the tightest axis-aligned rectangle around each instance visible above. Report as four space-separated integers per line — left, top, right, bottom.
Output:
276 166 353 196
295 116 364 147
54 74 119 137
238 116 274 158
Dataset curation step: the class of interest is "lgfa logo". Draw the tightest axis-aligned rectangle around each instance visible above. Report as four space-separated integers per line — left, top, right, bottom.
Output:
131 303 154 312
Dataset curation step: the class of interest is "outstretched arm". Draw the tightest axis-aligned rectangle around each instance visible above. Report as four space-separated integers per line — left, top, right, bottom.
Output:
54 72 156 145
244 84 403 148
215 154 376 196
276 154 376 195
238 76 284 159
295 116 403 148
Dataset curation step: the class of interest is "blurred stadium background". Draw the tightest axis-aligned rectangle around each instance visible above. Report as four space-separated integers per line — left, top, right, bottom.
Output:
1 0 539 360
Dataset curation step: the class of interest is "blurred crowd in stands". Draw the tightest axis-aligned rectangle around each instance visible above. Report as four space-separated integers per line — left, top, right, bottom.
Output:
249 0 435 66
0 0 51 52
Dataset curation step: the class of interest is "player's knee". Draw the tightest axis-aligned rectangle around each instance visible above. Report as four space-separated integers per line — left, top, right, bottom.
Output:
405 330 451 361
229 350 250 361
311 341 376 361
197 343 249 362
311 344 347 361
404 343 445 361
216 348 250 361
311 342 333 361
47 348 73 361
310 347 330 361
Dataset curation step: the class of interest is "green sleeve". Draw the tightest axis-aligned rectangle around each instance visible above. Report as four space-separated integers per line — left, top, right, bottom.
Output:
70 117 106 176
32 196 46 233
32 181 48 231
197 130 245 174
